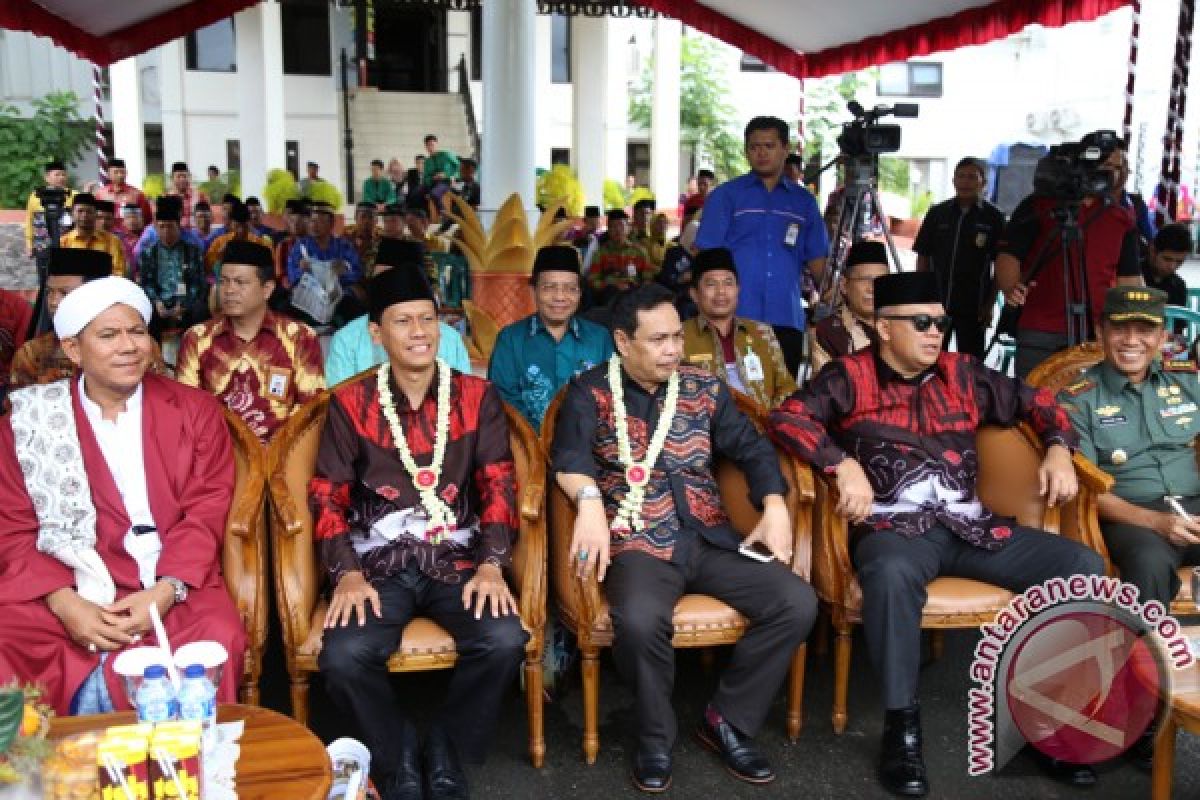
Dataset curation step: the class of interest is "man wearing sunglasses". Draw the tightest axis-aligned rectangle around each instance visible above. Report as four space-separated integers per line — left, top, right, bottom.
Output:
769 271 1105 797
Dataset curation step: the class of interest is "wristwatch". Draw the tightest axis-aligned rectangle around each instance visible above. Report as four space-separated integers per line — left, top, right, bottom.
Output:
160 576 188 605
575 485 603 505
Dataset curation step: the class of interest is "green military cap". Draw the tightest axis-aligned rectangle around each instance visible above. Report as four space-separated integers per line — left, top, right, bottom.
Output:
1102 286 1168 324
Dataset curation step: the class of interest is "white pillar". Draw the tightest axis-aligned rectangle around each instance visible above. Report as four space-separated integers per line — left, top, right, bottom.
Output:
603 20 630 192
481 0 537 215
235 6 268 197
109 56 147 186
533 14 553 170
572 16 608 208
650 19 681 209
261 2 287 173
158 40 188 169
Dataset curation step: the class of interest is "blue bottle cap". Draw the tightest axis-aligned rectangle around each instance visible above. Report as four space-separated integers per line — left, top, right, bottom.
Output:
144 664 167 679
184 664 206 678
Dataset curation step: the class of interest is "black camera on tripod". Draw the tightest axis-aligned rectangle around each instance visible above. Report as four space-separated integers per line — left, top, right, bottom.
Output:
835 101 919 158
1032 129 1120 203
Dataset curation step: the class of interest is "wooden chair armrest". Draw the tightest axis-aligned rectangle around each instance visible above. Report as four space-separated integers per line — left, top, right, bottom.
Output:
577 570 605 630
513 487 548 631
811 471 853 606
1073 452 1115 494
521 481 544 523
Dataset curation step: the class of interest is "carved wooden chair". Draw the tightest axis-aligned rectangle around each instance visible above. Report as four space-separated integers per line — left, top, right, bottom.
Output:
541 388 814 764
265 382 549 766
220 409 271 705
462 298 501 366
1028 343 1196 616
812 421 1113 733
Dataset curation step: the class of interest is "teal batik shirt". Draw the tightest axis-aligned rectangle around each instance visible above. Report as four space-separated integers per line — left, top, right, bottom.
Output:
488 313 614 431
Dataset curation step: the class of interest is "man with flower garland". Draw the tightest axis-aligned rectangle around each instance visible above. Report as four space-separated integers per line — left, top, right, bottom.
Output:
768 271 1106 796
552 283 817 793
311 266 526 800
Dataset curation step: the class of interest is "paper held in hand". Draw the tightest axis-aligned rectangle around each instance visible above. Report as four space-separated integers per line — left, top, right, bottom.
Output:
291 258 343 325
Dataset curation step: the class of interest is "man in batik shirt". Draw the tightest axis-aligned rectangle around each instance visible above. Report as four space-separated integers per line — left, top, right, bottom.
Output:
137 196 209 340
553 283 815 793
176 241 324 443
311 266 526 799
769 271 1105 797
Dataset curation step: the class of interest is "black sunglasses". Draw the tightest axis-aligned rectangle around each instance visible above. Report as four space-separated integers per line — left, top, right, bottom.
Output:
880 313 952 333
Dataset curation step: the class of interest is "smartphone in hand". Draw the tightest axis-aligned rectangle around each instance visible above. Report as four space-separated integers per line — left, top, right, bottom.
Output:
738 541 774 563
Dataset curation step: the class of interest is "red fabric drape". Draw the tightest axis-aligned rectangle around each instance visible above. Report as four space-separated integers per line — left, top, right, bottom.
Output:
638 0 1132 79
0 0 260 67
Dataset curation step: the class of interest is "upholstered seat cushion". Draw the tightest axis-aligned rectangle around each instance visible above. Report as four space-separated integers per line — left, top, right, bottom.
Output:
1177 567 1195 605
296 599 460 673
844 576 1014 624
583 593 748 648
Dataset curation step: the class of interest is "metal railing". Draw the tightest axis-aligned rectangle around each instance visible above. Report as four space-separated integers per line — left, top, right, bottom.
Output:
457 54 481 160
340 48 355 203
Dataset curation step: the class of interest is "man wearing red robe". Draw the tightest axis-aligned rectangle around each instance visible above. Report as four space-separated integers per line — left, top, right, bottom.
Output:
0 276 246 715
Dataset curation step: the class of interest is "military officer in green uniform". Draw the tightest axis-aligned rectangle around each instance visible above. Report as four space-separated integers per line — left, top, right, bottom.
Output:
1059 285 1200 614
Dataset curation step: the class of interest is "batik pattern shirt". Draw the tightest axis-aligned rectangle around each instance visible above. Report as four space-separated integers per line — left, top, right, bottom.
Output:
552 364 785 563
769 349 1076 550
175 312 325 442
137 239 206 310
310 368 517 586
9 333 166 390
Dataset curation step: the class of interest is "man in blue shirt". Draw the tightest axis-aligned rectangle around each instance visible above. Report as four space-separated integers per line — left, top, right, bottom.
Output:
489 245 613 432
325 238 469 384
286 201 362 289
696 116 828 374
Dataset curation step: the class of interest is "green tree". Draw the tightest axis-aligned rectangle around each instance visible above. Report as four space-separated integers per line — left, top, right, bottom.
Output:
629 34 748 181
799 72 871 162
0 92 94 208
878 156 911 195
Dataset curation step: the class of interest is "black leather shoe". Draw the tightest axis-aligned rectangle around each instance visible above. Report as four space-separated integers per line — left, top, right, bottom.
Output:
695 713 775 784
630 748 672 793
879 705 929 797
1027 747 1097 788
423 726 468 800
382 723 424 800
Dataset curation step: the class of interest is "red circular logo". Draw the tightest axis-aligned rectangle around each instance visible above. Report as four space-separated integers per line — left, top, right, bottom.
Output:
415 468 438 489
627 465 647 486
1005 609 1163 764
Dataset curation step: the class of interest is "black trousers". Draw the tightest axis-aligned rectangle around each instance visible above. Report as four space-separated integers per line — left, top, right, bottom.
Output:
852 525 1104 711
1101 495 1200 608
318 562 528 778
771 324 807 377
1014 329 1070 380
605 538 817 752
944 313 986 360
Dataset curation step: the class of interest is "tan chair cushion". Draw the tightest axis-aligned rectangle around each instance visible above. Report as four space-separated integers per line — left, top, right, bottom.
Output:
297 599 459 670
1177 567 1195 605
845 576 1013 623
583 594 748 647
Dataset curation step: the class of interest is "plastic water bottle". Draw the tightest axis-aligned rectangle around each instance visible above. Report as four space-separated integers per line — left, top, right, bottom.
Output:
176 664 217 731
135 665 177 723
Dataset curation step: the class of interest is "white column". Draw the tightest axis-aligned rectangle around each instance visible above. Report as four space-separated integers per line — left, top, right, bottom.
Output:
572 16 608 208
481 0 537 215
235 6 268 197
158 40 188 167
650 19 681 209
109 56 147 186
261 1 287 172
603 19 630 191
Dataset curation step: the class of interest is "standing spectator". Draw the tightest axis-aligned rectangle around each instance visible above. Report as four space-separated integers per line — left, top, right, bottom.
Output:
695 116 829 375
164 161 209 229
177 240 325 443
93 158 153 230
586 209 656 308
23 159 75 260
1109 146 1155 246
192 201 223 253
115 203 142 277
421 134 460 188
913 157 1006 359
94 200 117 234
299 161 322 197
1141 223 1191 308
60 194 128 278
683 168 715 217
246 196 277 240
783 154 805 184
363 159 398 210
574 206 603 273
453 158 481 209
629 198 656 252
138 196 209 339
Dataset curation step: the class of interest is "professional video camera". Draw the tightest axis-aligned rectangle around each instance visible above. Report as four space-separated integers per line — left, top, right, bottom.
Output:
836 101 919 158
1032 129 1121 203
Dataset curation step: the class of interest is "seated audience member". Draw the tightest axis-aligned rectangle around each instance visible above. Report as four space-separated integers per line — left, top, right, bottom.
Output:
683 247 795 409
0 276 247 714
1059 286 1200 768
287 201 364 326
205 201 274 276
810 240 889 373
94 200 117 235
11 249 164 390
274 199 311 289
137 196 209 340
61 193 128 278
1141 223 1191 309
192 201 222 253
363 159 398 210
587 209 656 308
245 196 276 240
769 271 1106 796
489 245 613 430
345 202 382 278
313 266 526 799
176 241 325 443
324 239 470 385
380 203 407 241
553 284 816 792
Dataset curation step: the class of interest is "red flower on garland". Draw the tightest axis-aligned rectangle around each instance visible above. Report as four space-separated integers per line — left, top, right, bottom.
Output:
440 483 459 505
992 525 1012 540
377 485 400 502
943 450 962 465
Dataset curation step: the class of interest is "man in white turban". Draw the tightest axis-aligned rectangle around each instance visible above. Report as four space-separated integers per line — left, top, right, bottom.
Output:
0 276 246 715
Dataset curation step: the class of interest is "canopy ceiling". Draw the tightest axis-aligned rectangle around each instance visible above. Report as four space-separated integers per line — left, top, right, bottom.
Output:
3 0 1130 72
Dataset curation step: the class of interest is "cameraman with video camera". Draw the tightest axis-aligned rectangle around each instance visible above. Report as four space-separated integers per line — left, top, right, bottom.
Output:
995 131 1143 378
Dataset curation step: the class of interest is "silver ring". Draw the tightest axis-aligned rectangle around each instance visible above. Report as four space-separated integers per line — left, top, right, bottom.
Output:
87 642 97 653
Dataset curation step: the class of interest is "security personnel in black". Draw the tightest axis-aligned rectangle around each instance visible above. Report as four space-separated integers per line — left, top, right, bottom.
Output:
914 157 1005 359
1058 285 1200 770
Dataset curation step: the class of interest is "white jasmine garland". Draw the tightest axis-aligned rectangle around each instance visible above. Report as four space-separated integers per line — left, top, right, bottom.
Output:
376 358 454 544
608 355 679 534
